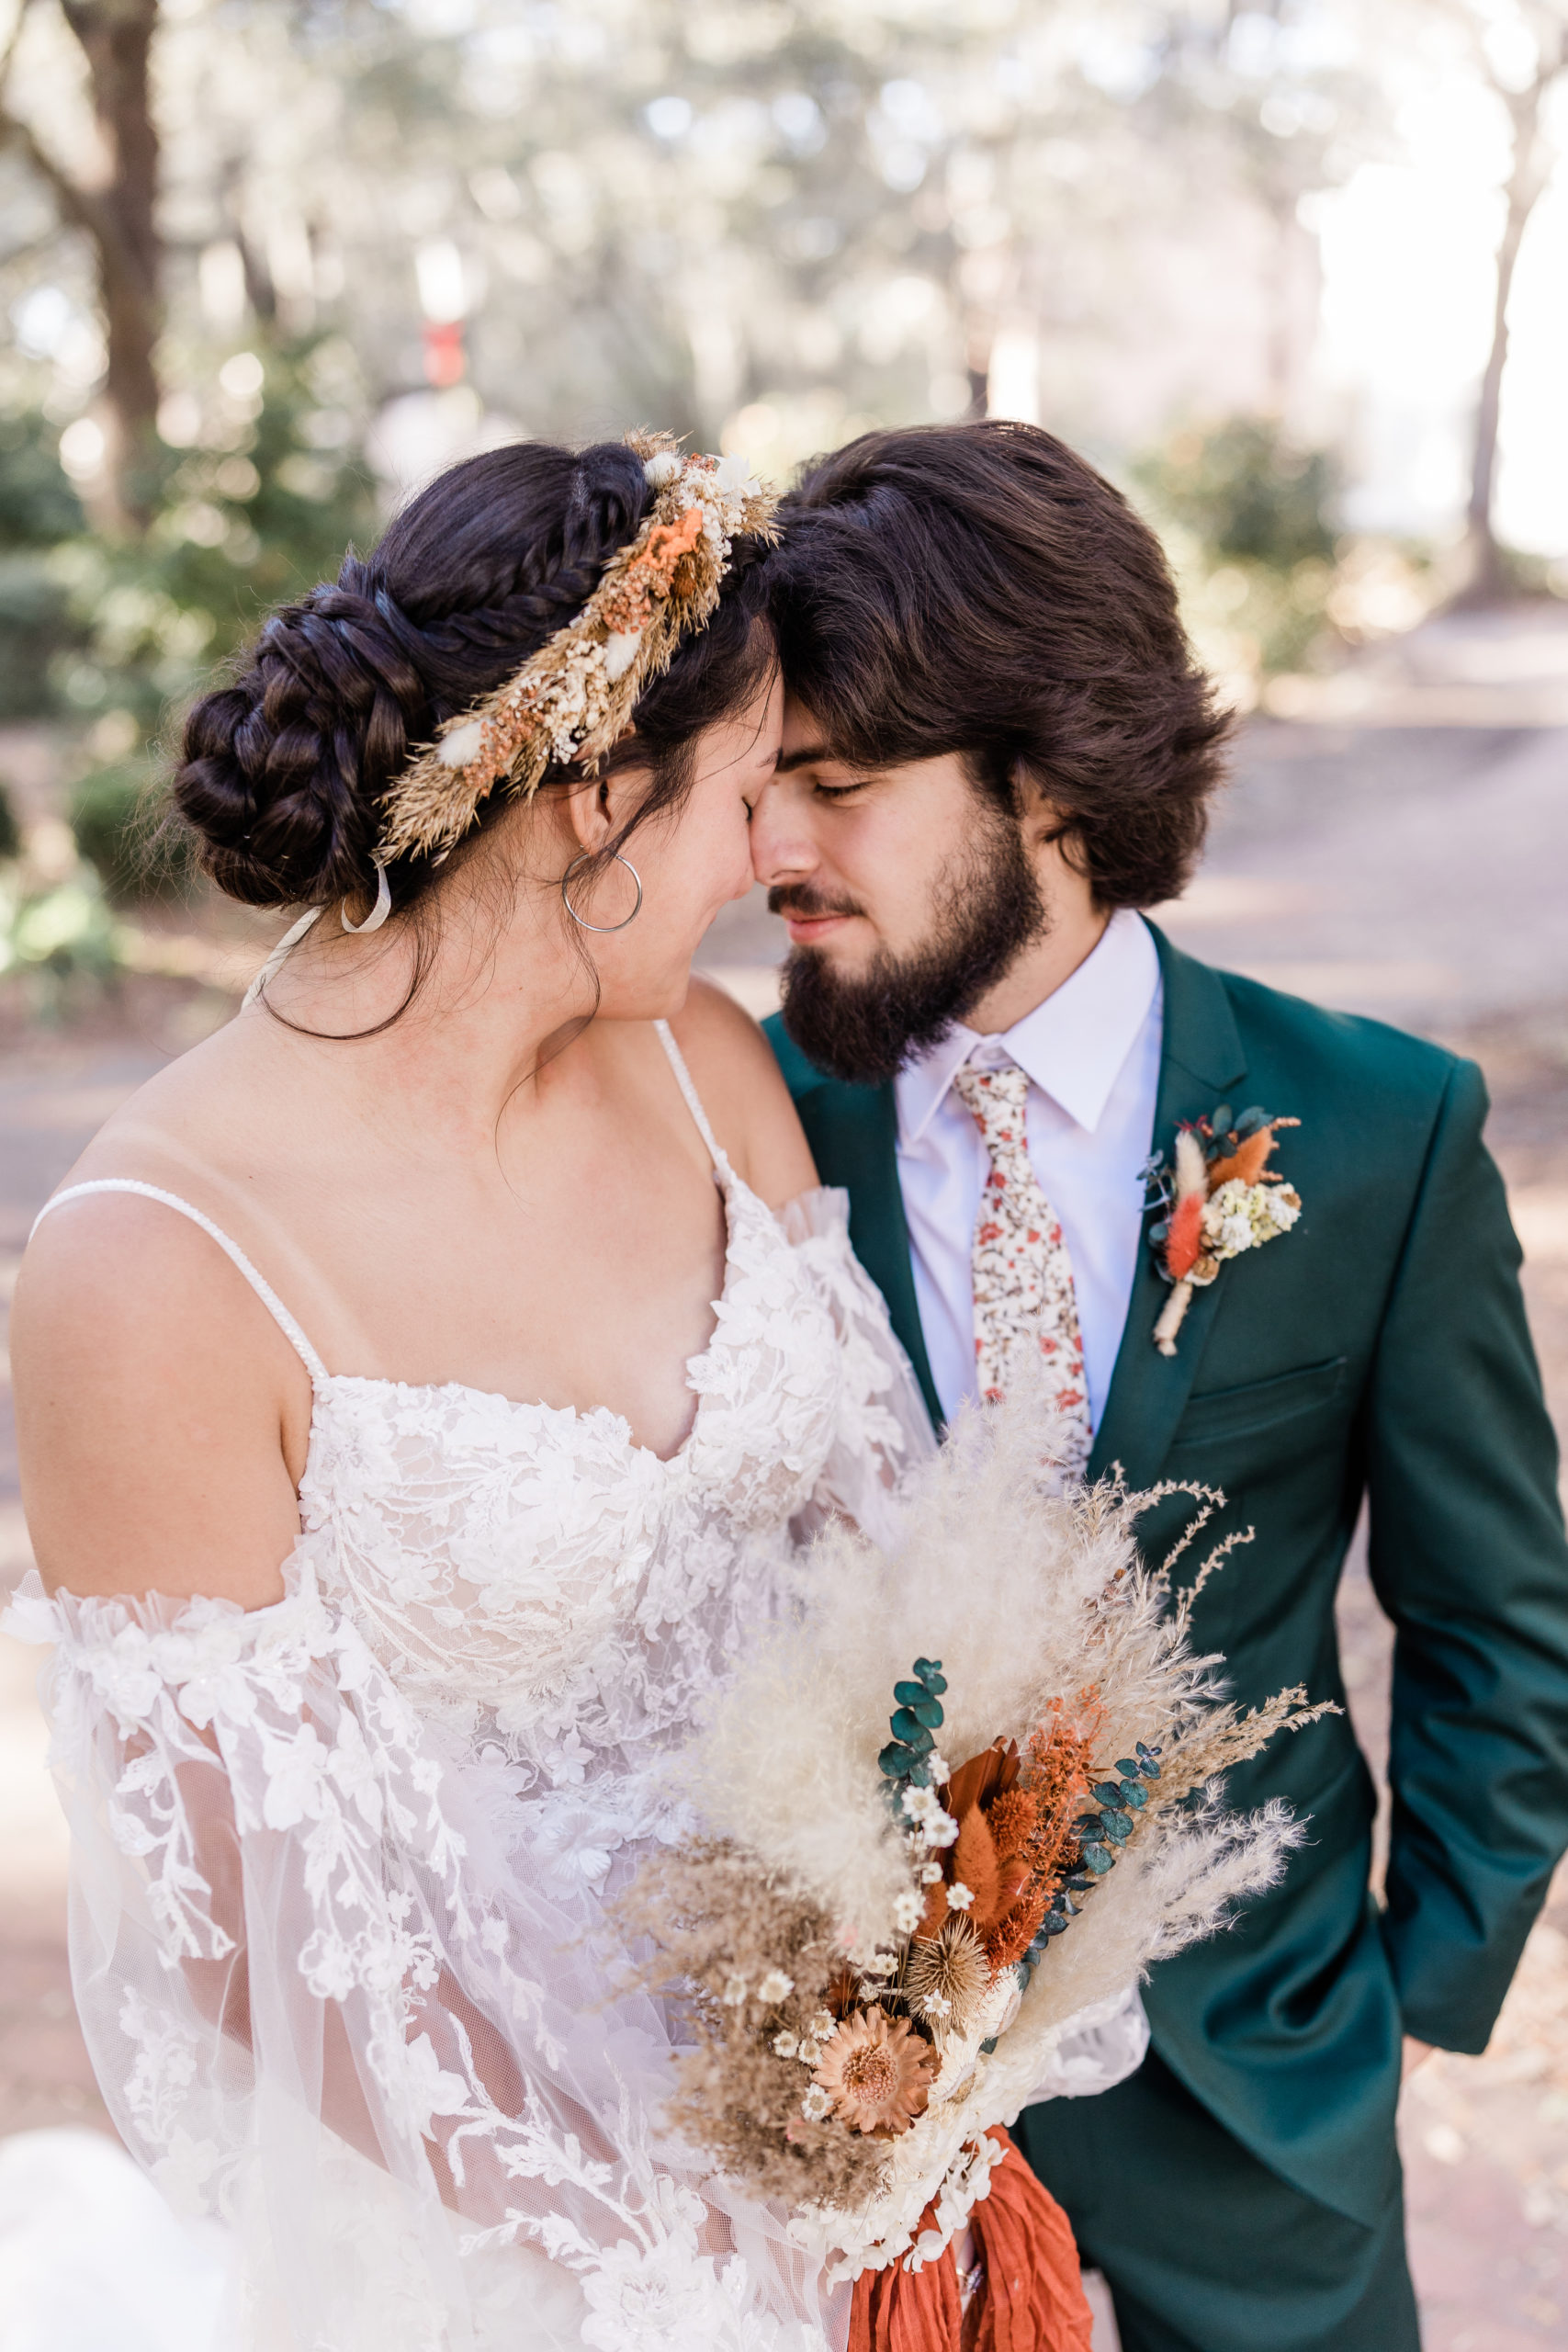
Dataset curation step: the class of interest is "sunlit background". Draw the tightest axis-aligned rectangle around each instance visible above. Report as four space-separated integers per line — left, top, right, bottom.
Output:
2 6 1567 2350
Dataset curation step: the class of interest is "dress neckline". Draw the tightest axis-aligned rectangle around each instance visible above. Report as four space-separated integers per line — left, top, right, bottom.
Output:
307 1152 760 1474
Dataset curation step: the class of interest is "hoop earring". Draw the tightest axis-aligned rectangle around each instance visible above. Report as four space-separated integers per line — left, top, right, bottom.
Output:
342 859 392 935
561 851 643 933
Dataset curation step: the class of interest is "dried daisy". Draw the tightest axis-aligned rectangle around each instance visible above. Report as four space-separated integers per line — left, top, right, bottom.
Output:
812 2011 936 2136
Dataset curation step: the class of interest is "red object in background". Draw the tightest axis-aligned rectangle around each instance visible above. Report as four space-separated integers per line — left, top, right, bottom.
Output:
423 320 466 388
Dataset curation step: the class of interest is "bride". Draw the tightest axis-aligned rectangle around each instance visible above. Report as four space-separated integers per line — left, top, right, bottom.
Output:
8 434 1106 2351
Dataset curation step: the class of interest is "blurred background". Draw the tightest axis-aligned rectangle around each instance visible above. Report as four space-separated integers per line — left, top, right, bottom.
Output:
0 3 1565 2346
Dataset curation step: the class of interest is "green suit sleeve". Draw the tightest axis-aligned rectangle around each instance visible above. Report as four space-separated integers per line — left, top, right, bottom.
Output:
1367 1056 1568 2052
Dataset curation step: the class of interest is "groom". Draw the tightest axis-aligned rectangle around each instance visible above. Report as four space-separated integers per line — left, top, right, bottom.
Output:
750 421 1568 2351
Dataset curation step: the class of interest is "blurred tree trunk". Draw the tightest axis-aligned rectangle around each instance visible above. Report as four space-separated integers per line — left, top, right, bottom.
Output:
1464 23 1566 603
62 0 163 531
0 0 163 533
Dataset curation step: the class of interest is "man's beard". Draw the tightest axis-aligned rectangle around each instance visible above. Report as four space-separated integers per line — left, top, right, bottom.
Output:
773 813 1047 1086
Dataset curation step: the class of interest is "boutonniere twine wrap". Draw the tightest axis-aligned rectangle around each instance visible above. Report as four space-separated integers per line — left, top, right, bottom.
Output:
377 431 777 865
1147 1105 1303 1356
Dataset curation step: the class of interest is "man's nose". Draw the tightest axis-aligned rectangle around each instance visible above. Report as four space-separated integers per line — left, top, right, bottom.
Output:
750 783 818 888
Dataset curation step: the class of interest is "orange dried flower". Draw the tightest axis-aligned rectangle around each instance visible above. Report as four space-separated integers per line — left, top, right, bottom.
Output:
812 2010 936 2136
952 1806 1001 1932
986 1789 1038 1864
985 1889 1048 1973
1021 1692 1105 1897
1164 1189 1206 1282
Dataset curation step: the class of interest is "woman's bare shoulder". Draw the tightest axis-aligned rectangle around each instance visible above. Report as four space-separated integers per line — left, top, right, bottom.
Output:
14 1188 309 1606
666 978 817 1207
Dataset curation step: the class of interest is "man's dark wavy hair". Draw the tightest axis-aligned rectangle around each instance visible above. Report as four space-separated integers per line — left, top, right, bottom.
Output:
765 420 1232 909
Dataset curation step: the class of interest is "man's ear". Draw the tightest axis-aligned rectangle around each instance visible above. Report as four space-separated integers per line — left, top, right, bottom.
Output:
1016 765 1093 886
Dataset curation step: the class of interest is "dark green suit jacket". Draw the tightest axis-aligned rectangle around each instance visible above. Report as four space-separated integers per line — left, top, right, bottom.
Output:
765 925 1568 2226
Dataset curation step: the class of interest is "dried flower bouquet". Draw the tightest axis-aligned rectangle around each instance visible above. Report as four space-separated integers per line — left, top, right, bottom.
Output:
623 1382 1333 2288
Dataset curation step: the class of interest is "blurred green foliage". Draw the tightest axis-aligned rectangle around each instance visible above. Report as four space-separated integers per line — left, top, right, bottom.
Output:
1136 418 1339 572
49 337 378 735
70 763 199 906
1132 416 1345 684
0 337 376 741
0 411 91 721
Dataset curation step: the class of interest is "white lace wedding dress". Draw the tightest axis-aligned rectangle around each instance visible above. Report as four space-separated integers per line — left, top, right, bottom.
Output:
9 1023 1144 2352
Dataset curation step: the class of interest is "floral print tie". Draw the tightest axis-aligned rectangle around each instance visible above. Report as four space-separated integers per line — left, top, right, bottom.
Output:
951 1060 1092 1478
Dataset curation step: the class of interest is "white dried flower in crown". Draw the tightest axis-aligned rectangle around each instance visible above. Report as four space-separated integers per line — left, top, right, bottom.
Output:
602 629 642 681
720 1974 749 2007
757 1969 795 2004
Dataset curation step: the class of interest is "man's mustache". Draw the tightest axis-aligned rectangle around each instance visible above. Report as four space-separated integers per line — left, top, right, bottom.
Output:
767 885 866 922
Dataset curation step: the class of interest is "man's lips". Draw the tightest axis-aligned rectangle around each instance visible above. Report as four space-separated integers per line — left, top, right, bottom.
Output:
783 910 853 944
771 897 863 945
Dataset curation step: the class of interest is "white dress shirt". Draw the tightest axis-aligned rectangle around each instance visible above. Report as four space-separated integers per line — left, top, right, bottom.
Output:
894 910 1164 1430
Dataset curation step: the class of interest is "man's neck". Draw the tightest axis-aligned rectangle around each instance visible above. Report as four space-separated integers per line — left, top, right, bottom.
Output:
964 889 1111 1037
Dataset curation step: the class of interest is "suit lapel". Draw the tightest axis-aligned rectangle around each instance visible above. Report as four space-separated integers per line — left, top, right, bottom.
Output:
797 1076 944 1432
1087 926 1248 1491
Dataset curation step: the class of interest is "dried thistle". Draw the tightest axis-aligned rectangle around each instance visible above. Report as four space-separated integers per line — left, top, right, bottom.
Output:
904 1918 992 2040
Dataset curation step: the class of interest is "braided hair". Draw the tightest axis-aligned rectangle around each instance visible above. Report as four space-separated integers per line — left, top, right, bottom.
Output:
175 439 773 912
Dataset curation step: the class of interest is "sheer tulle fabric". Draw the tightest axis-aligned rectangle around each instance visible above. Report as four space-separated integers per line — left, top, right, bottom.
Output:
11 1183 937 2351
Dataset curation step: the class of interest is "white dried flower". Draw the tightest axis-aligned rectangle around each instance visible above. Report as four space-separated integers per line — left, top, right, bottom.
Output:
643 450 682 487
714 450 761 496
808 2011 835 2041
720 1974 749 2007
946 1882 975 1913
437 718 485 770
1218 1214 1255 1254
601 629 642 682
757 1969 795 2004
927 1752 952 1784
894 1891 925 1934
919 1990 952 2020
919 1862 944 1885
928 1808 959 1849
800 2084 832 2123
772 2032 799 2059
862 1951 898 1979
1269 1187 1302 1230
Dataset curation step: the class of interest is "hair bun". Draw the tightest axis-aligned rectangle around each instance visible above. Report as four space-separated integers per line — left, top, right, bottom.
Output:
173 563 425 908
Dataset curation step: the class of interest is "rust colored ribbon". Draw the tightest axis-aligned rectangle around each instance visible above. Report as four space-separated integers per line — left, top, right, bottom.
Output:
848 2128 1094 2352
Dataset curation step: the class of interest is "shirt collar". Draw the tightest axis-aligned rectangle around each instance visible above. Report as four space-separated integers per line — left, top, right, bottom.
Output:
895 909 1162 1149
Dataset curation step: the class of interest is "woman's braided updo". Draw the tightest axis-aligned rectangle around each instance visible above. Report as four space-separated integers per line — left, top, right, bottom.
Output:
174 438 773 912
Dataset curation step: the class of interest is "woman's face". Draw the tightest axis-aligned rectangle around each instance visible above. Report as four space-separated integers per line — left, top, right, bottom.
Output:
579 668 783 1020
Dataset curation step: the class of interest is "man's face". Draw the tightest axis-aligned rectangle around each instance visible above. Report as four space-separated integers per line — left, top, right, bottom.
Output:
749 696 1047 1083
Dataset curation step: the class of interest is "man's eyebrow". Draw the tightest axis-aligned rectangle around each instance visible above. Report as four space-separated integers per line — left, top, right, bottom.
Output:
774 743 837 773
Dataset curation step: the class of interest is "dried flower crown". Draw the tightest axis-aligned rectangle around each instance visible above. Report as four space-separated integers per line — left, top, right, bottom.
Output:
377 431 778 865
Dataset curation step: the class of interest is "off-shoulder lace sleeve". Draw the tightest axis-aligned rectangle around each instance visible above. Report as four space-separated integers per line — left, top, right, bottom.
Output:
6 1565 843 2352
778 1188 936 1547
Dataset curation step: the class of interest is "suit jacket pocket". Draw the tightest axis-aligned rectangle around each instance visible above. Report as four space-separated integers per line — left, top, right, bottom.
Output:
1176 1356 1348 1447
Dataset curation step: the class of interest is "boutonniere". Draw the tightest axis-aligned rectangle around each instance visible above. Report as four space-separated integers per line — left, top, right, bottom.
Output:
1142 1105 1303 1356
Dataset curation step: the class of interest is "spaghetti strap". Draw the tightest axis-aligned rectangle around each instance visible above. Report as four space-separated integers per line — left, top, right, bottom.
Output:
654 1019 727 1171
31 1181 329 1385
